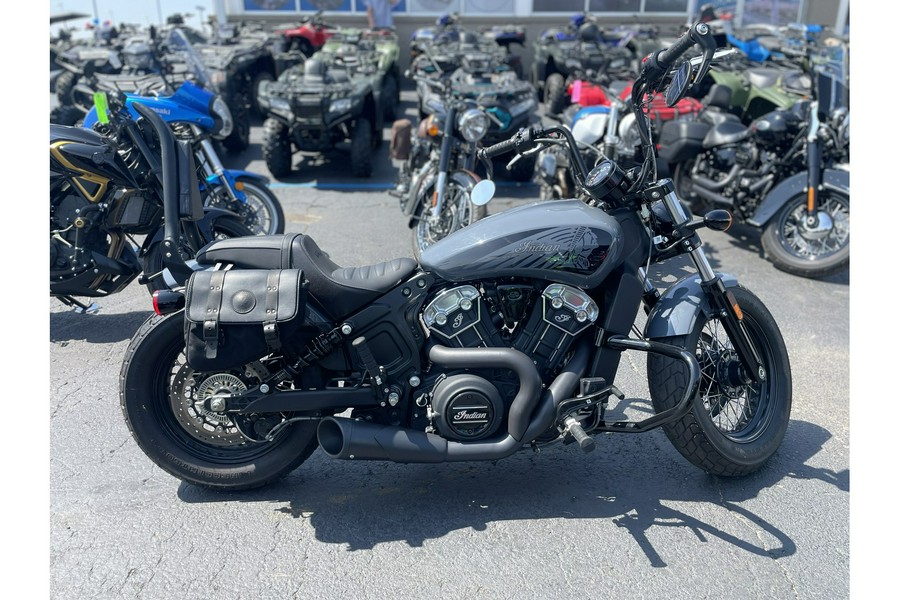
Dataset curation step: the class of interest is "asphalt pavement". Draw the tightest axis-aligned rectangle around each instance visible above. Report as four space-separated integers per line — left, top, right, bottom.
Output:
47 91 851 599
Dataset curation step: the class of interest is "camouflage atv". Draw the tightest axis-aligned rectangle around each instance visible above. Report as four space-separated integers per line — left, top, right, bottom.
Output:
194 26 278 151
257 29 401 179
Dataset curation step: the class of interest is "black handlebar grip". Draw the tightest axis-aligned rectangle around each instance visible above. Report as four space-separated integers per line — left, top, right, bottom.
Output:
656 22 710 70
479 136 520 159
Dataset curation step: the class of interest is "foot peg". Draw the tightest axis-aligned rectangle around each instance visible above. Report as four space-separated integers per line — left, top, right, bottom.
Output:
563 417 595 452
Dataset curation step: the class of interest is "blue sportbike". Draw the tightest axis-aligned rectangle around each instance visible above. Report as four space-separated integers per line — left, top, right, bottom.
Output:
83 28 285 235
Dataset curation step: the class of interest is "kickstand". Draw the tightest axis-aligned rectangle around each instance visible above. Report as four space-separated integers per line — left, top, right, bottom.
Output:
58 296 100 314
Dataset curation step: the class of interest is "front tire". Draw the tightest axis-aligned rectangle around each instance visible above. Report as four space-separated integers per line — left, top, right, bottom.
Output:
647 285 792 476
544 73 568 115
207 179 286 235
55 71 78 105
262 118 293 179
760 190 850 278
119 313 320 491
413 177 487 259
351 117 373 178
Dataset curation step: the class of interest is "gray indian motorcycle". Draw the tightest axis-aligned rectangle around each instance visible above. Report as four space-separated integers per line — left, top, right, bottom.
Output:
119 22 792 491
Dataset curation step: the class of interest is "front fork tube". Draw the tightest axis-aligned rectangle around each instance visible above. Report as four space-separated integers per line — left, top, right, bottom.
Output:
805 137 822 215
659 186 766 385
430 107 456 221
194 127 245 204
689 237 766 385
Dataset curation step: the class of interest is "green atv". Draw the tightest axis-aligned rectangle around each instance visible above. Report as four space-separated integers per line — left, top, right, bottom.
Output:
257 28 401 179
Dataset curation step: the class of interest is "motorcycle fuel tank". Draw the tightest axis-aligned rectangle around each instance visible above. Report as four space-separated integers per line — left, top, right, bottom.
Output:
419 199 623 289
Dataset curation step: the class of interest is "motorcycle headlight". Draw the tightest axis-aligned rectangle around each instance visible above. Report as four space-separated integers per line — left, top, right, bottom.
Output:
457 108 490 143
509 97 536 118
211 96 233 139
329 98 353 114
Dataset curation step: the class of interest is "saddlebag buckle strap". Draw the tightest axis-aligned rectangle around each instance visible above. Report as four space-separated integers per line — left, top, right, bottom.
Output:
202 270 226 359
263 270 281 352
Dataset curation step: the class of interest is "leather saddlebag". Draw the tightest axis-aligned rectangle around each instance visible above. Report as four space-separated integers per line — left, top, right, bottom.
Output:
184 268 307 371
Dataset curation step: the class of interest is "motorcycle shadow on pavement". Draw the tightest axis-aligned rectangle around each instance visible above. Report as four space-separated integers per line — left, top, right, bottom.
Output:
49 309 152 344
176 419 843 567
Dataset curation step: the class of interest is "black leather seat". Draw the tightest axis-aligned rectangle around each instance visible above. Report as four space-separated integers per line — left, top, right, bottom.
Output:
703 120 750 148
195 234 418 320
700 84 741 126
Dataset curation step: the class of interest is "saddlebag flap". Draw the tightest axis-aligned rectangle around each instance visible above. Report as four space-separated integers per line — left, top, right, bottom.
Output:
184 268 308 371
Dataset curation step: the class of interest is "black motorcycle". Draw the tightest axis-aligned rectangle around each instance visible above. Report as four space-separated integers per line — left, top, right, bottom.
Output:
50 92 252 312
118 22 792 492
393 74 494 258
659 61 849 278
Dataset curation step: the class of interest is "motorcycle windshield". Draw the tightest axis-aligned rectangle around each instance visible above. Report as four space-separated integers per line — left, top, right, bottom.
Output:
166 28 215 90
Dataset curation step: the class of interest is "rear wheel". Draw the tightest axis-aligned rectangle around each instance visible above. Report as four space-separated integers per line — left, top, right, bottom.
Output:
647 285 792 476
119 313 320 491
262 118 293 179
761 190 850 278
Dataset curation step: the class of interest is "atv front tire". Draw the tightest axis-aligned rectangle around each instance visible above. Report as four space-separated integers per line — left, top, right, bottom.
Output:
262 118 293 179
545 73 568 116
351 117 373 178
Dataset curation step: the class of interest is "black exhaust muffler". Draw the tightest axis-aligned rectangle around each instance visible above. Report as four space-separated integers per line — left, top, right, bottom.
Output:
316 340 592 463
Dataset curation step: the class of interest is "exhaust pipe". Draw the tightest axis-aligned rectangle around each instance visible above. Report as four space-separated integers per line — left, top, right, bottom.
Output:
317 340 592 463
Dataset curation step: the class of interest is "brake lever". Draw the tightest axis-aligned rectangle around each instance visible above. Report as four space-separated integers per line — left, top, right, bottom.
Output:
690 37 719 92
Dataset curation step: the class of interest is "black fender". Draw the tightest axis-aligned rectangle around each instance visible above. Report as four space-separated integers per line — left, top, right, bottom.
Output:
747 168 850 228
406 167 480 228
643 273 740 340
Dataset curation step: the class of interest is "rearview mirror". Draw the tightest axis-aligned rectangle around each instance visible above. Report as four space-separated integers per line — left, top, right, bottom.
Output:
664 61 692 107
470 179 495 206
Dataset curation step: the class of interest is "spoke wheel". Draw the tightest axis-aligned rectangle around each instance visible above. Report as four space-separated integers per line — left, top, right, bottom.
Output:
413 179 486 258
647 285 792 476
761 190 849 278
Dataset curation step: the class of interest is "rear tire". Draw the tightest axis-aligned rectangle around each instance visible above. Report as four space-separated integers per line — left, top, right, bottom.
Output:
760 190 850 278
119 313 320 491
647 285 792 476
262 118 293 179
351 117 373 178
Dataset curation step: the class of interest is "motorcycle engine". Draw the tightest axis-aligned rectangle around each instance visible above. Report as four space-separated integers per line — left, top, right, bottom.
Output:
50 192 108 273
420 283 599 441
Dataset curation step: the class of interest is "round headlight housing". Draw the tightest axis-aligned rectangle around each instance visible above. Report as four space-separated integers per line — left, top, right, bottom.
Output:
210 96 233 139
457 108 490 143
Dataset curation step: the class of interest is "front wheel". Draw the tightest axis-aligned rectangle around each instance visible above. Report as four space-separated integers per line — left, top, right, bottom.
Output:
647 285 792 476
760 190 850 278
413 177 487 259
262 118 294 179
544 73 568 115
119 313 320 491
350 117 373 178
207 179 286 235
